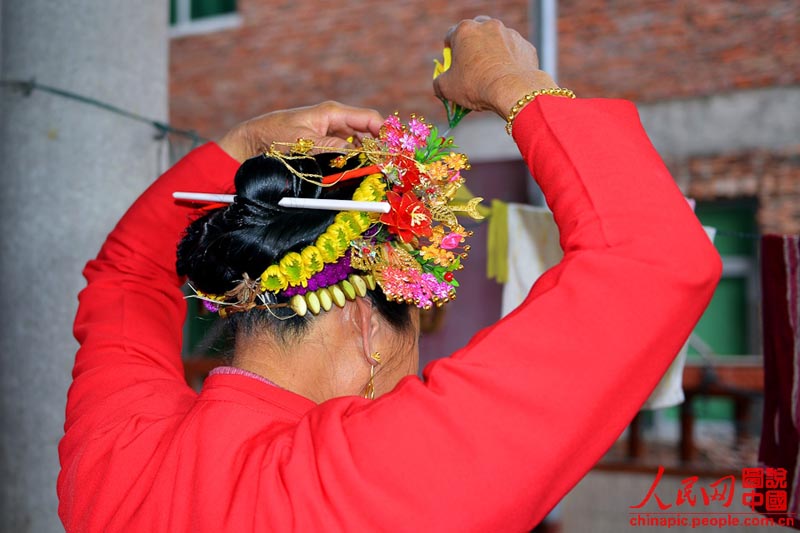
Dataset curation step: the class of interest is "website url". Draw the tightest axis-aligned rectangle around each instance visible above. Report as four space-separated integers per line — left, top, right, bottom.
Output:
629 512 796 528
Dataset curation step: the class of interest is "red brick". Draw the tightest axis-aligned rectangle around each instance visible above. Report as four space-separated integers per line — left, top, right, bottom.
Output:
170 0 528 137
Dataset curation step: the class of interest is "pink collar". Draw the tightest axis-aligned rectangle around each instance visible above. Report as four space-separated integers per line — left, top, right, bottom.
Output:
209 366 283 389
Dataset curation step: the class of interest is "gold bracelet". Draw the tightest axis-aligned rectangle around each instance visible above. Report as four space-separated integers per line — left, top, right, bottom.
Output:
505 87 576 135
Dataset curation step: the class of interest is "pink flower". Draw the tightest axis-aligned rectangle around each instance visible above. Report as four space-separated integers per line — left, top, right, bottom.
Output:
384 129 402 148
440 232 463 250
399 133 421 152
379 267 454 309
409 118 431 139
384 115 402 129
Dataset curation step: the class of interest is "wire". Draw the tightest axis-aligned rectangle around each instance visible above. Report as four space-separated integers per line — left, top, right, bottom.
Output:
714 229 762 241
0 78 783 244
0 78 207 144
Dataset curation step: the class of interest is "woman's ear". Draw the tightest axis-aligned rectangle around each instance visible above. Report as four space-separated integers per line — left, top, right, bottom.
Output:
352 297 381 363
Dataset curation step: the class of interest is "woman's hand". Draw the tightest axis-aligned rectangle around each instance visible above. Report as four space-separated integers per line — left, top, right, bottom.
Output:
217 101 384 163
433 17 559 119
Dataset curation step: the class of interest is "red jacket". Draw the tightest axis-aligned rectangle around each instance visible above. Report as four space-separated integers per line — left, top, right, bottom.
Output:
58 98 721 532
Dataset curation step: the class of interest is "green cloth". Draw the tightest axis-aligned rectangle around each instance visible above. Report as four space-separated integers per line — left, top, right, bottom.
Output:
486 199 509 283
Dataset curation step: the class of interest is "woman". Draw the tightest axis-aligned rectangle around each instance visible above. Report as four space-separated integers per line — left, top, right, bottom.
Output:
58 17 720 531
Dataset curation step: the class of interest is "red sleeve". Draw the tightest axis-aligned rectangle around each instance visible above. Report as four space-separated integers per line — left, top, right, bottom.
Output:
58 143 240 488
59 99 721 532
269 98 720 530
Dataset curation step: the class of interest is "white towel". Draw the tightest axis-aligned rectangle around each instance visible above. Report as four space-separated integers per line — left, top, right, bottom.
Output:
500 202 717 410
501 204 561 317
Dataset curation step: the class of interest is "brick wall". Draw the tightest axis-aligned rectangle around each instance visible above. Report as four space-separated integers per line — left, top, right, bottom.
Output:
170 0 798 135
170 0 528 138
672 146 800 234
558 0 800 101
169 0 800 232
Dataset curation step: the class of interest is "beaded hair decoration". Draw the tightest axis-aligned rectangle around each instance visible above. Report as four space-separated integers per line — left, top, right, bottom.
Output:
180 114 483 317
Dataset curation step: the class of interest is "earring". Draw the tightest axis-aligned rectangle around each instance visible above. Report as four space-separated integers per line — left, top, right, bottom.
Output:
363 351 382 400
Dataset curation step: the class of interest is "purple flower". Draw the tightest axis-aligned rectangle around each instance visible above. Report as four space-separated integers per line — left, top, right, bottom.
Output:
278 252 354 298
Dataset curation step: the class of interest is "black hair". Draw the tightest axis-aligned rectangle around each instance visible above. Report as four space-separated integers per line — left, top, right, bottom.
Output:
176 152 412 343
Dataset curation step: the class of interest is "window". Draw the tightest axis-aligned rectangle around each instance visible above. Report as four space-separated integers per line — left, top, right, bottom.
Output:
169 0 240 37
683 199 760 422
692 200 760 356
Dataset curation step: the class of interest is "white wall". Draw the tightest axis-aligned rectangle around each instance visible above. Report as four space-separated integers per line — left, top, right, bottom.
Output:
0 1 167 530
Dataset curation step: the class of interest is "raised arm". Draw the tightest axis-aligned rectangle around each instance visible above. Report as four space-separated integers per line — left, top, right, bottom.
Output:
59 21 720 532
254 20 721 531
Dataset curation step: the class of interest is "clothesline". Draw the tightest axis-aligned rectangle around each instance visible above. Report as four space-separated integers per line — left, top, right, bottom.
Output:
714 229 762 240
1 78 207 144
0 78 785 247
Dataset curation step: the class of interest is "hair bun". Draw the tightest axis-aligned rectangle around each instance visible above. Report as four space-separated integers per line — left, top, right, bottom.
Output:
176 153 357 295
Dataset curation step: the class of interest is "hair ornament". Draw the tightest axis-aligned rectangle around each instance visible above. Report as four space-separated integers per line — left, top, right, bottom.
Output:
182 114 482 316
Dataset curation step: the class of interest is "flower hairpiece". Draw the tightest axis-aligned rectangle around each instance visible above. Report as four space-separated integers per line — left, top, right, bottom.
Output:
186 114 483 317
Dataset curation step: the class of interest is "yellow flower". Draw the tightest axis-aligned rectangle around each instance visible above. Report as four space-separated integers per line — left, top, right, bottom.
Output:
352 184 375 202
355 212 371 231
260 264 288 292
330 219 355 241
429 225 445 243
325 224 351 253
420 244 455 266
443 152 468 171
426 160 450 182
301 246 324 276
367 173 385 185
433 47 452 80
315 233 341 262
335 212 367 238
353 174 386 202
279 252 308 287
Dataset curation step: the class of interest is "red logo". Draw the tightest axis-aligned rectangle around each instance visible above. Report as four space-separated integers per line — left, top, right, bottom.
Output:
628 466 795 529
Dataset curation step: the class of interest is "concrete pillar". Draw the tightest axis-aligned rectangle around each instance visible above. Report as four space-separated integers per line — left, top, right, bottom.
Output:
0 1 167 530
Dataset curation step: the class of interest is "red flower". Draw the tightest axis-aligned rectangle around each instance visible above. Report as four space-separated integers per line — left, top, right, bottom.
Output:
380 191 433 243
392 157 422 193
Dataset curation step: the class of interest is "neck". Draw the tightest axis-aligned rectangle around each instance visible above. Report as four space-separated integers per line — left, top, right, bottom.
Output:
232 323 366 404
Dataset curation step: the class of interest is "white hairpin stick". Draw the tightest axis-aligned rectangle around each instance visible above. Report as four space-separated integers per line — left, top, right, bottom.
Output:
173 192 390 214
278 198 390 213
173 192 235 203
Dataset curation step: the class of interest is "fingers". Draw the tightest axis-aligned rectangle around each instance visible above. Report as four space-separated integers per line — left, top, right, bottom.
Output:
317 101 383 137
445 15 500 47
218 102 383 161
315 136 355 151
443 19 470 48
443 23 457 48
